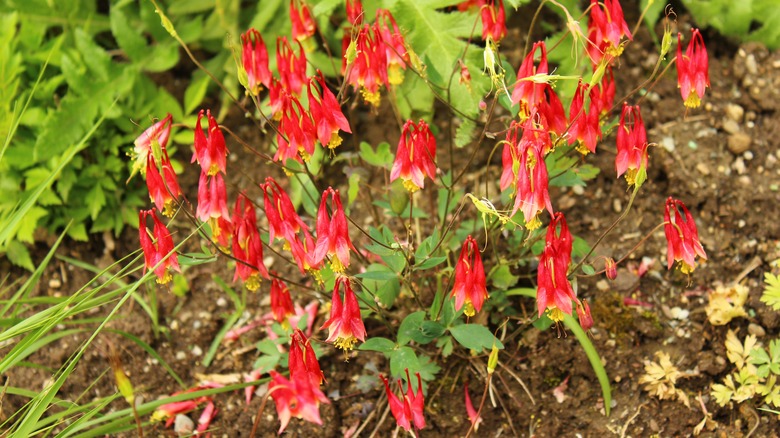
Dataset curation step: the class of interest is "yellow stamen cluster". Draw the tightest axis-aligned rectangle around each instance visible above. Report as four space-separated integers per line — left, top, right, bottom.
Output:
334 335 358 351
402 179 421 193
361 88 381 107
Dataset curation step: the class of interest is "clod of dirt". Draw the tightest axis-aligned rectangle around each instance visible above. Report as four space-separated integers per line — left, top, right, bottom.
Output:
697 351 727 376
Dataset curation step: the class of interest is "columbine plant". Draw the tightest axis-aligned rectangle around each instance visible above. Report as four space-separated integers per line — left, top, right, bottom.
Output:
132 0 712 433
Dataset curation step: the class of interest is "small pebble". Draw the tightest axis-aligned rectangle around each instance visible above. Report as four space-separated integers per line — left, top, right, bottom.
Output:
174 414 195 436
733 157 747 174
572 185 584 195
748 323 766 337
746 54 758 74
192 345 203 356
738 220 746 228
696 163 710 175
216 297 228 307
176 351 186 360
725 103 745 122
661 136 675 152
744 151 754 160
728 132 752 154
670 307 690 320
722 118 740 135
613 199 622 213
49 278 62 289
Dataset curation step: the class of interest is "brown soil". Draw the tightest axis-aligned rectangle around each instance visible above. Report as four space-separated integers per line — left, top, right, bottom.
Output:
3 5 780 438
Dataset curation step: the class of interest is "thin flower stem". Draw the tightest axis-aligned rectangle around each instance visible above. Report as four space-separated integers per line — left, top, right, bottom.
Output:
465 373 492 438
575 222 666 277
569 184 640 277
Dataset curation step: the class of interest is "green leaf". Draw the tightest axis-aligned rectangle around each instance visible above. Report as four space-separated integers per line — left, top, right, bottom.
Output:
184 74 210 115
110 6 147 62
581 264 595 276
359 337 396 353
761 273 780 311
355 265 398 281
488 264 518 290
415 256 447 270
86 185 105 221
454 119 476 148
389 346 419 378
359 141 394 169
5 240 34 271
397 311 426 345
449 324 503 352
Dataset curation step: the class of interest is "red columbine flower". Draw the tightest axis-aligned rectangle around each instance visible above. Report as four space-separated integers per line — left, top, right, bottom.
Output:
568 80 602 155
307 71 352 149
615 103 649 187
344 24 388 107
536 212 576 322
268 370 328 434
592 67 616 116
576 300 593 331
275 93 317 163
375 9 408 85
271 278 295 323
192 109 228 176
500 121 521 193
320 276 366 351
132 113 172 178
145 146 182 218
232 193 269 291
539 85 568 139
241 28 272 95
586 0 632 65
380 369 425 433
664 197 707 274
260 177 309 245
451 236 489 317
676 29 710 109
313 187 355 273
277 37 308 95
290 329 325 387
511 41 549 120
512 119 553 230
346 0 364 27
604 257 617 280
196 171 231 244
390 119 437 192
290 0 316 42
480 0 507 42
139 209 180 284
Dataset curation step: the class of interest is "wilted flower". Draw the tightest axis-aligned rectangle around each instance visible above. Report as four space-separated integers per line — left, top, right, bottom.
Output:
615 103 649 187
241 28 272 95
664 197 707 274
390 119 437 192
451 235 489 317
313 187 355 272
676 29 710 109
320 277 366 351
536 212 576 322
380 369 425 432
139 209 180 284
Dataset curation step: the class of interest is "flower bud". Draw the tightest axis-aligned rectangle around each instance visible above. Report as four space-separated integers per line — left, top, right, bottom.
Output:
487 345 499 374
576 300 593 331
605 257 617 280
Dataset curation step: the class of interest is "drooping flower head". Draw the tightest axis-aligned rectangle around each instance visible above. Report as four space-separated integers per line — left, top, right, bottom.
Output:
290 0 316 42
380 369 425 432
615 103 649 187
343 23 388 106
260 177 310 244
241 28 272 95
568 80 602 155
289 329 325 387
139 209 180 284
196 171 231 245
268 370 328 434
375 9 409 86
390 119 438 192
320 276 366 351
270 278 295 323
480 0 507 42
145 145 182 218
232 193 269 291
451 235 489 317
313 187 355 272
346 0 364 27
511 41 549 120
512 117 553 230
132 113 172 178
676 29 710 109
586 0 632 65
277 37 308 96
275 92 317 163
576 299 593 331
500 121 522 193
592 66 616 116
536 212 576 322
192 109 228 177
464 383 482 432
307 71 352 149
664 197 707 274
